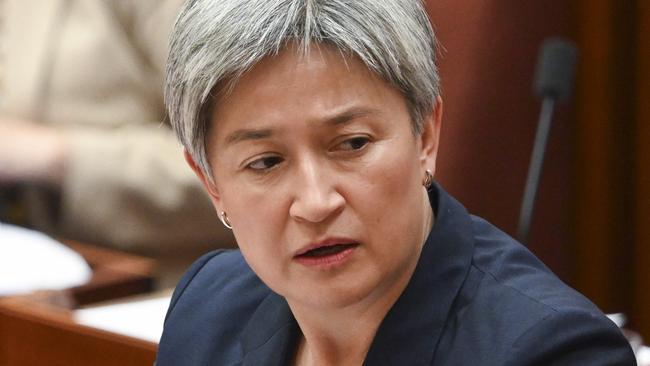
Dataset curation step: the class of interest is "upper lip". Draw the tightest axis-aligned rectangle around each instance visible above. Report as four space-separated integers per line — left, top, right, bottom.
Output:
293 237 358 257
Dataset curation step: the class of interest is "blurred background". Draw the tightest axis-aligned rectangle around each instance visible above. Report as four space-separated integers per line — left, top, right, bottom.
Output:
0 1 648 363
0 0 235 289
426 0 649 340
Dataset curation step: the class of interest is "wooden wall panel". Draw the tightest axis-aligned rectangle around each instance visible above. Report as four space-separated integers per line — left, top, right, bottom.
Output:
572 0 628 313
426 0 649 339
572 0 649 338
425 0 573 279
633 0 650 340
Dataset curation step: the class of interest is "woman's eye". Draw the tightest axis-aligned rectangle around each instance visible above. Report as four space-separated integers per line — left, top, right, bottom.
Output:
339 136 370 151
247 156 283 171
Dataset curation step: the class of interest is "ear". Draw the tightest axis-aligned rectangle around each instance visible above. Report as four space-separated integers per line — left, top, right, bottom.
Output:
183 149 222 208
418 96 443 175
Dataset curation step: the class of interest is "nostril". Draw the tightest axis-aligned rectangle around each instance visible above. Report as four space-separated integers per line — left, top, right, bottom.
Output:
289 189 345 223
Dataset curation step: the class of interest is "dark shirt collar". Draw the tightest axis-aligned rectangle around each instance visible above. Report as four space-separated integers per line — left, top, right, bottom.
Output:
241 183 475 366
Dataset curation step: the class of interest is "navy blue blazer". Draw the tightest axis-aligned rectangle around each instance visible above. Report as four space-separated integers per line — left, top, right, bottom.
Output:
157 184 635 365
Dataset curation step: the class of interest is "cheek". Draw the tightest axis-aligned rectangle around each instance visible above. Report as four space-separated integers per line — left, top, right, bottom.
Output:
225 188 290 281
351 140 424 242
231 199 284 243
232 223 285 291
361 140 421 205
223 176 290 240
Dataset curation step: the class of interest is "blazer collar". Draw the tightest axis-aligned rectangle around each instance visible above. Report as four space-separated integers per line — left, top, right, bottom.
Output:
240 183 475 365
241 292 299 366
363 183 475 365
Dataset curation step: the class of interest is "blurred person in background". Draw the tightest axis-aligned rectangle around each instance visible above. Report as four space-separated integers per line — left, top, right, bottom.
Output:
0 0 234 283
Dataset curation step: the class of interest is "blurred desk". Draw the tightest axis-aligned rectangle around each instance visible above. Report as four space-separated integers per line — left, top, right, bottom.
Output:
64 240 155 305
0 241 158 366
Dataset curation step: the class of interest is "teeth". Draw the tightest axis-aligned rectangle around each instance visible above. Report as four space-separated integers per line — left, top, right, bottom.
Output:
303 244 353 257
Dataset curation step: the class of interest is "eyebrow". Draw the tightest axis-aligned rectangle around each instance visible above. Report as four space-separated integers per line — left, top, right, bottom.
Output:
223 107 379 146
325 107 378 126
224 128 273 146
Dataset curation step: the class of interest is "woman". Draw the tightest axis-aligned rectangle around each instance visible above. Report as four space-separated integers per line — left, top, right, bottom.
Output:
157 0 635 365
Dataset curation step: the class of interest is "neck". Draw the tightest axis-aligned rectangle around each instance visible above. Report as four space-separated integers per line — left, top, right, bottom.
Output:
292 320 374 366
290 291 397 366
291 189 434 366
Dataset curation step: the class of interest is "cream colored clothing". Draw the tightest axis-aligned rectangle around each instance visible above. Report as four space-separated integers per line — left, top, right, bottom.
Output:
0 0 234 255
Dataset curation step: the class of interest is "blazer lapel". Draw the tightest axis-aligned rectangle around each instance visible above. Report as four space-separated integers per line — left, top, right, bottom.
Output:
364 184 476 365
241 292 299 366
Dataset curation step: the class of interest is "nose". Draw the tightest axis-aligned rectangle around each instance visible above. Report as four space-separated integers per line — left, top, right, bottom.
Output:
289 159 345 223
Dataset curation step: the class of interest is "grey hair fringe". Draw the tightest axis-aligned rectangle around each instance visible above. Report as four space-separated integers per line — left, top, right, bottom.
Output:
165 0 440 178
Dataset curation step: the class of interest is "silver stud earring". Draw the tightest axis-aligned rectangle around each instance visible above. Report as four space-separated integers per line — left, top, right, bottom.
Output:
219 211 233 229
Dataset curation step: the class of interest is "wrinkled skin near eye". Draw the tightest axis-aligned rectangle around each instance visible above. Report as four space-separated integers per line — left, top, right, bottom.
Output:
336 136 370 151
247 155 284 172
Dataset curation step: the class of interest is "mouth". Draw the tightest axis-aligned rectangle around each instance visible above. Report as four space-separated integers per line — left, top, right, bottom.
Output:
293 240 359 268
295 242 358 258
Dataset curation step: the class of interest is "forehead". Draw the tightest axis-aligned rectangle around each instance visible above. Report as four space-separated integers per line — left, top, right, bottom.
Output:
209 43 410 142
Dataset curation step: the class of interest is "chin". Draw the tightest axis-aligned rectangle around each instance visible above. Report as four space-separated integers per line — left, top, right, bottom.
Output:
286 276 379 310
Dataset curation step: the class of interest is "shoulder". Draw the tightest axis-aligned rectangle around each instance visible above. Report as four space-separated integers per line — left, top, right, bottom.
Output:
157 250 272 366
468 215 625 323
164 250 262 316
439 216 635 365
506 307 636 365
469 215 596 312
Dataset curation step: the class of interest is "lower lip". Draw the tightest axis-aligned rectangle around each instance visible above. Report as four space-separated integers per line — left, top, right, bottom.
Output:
293 246 357 269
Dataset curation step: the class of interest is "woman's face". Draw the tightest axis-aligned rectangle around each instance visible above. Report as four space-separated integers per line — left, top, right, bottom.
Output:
194 44 442 310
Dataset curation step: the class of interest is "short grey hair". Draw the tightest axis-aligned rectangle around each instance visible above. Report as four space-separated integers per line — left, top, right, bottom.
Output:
166 0 440 178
